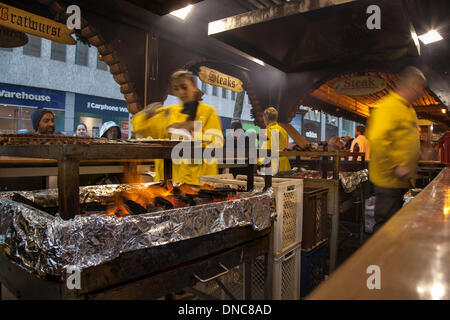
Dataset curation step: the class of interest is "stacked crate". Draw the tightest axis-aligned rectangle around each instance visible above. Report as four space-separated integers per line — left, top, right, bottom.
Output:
300 187 329 297
198 174 303 300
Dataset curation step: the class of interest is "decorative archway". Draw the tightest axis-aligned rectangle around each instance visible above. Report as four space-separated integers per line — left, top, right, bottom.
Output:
36 0 144 114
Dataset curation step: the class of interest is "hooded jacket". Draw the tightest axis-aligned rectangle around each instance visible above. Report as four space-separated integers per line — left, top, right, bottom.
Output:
131 102 222 185
367 91 420 188
100 121 122 139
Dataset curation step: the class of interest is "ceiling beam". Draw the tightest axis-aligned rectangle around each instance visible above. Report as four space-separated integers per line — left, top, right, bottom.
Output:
208 0 358 35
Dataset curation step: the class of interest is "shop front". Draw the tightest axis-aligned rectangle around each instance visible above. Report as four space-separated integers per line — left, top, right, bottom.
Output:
74 93 130 138
302 119 320 143
0 83 65 133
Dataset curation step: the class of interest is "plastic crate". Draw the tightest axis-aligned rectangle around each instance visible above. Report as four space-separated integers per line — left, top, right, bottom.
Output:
300 240 328 298
302 187 328 251
272 242 301 300
193 243 301 300
199 174 303 254
247 241 301 300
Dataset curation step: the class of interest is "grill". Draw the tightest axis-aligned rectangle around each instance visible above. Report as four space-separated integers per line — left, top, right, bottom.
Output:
0 135 273 299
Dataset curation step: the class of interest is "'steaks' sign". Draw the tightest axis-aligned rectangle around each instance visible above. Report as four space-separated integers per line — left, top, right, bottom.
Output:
0 2 76 45
198 66 244 93
333 76 386 96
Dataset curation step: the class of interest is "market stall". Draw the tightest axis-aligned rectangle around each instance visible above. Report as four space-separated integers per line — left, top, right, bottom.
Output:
0 135 275 300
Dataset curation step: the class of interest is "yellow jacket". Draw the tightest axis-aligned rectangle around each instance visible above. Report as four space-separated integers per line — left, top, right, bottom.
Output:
259 121 291 173
366 92 420 188
131 102 223 185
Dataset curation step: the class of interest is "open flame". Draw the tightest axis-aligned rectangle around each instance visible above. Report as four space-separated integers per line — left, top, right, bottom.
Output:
103 164 237 217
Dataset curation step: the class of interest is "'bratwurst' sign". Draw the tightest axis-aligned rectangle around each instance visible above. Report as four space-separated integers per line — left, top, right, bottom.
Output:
0 2 76 45
333 76 386 96
198 66 244 93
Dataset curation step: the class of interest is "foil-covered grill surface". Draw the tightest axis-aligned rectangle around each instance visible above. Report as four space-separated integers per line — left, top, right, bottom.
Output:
0 184 271 279
339 169 369 193
279 168 369 193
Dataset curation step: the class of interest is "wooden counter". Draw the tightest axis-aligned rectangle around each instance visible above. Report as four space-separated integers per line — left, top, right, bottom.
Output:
308 167 450 299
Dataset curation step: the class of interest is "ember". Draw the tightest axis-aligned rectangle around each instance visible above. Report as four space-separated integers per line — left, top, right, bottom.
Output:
101 181 239 217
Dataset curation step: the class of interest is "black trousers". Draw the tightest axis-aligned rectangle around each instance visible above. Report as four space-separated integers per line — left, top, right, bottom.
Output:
373 185 408 234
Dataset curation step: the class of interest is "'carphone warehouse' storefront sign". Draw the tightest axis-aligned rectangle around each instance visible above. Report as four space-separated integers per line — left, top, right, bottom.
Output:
75 93 129 116
0 83 65 109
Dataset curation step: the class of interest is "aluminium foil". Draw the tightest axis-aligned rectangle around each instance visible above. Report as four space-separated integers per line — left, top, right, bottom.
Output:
0 184 271 279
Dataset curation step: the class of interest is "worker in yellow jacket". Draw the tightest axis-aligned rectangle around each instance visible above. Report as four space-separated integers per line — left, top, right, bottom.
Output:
367 66 426 233
259 107 291 175
131 70 223 185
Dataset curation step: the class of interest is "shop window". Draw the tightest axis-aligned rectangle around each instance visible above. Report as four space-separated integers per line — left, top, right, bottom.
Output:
201 82 208 94
23 35 41 57
0 47 13 51
326 114 338 126
303 107 320 122
222 88 227 99
51 41 66 62
212 86 218 96
341 119 354 137
75 41 89 66
231 91 236 100
97 53 108 70
0 106 18 133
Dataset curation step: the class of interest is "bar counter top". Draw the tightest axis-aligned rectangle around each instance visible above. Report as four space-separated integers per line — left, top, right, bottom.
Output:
308 167 450 300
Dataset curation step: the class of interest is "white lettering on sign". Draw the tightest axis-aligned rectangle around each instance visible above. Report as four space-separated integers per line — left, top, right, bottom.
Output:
366 5 381 30
66 265 81 290
0 89 51 102
66 5 81 30
305 131 318 139
366 265 381 290
86 102 128 113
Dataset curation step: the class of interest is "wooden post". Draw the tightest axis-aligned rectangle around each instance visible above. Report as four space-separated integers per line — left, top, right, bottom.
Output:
57 158 80 220
247 164 255 191
333 152 340 179
164 159 172 181
264 174 272 190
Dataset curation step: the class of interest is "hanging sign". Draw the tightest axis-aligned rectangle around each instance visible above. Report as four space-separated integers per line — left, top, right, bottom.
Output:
0 25 28 47
0 2 76 45
198 66 244 93
333 76 386 96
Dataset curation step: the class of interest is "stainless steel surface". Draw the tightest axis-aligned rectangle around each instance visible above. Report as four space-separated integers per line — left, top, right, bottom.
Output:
308 167 450 299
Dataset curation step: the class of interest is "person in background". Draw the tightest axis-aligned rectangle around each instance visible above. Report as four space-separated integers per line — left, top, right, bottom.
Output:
367 66 426 233
131 69 222 185
31 107 55 134
328 136 345 151
259 107 291 173
344 136 353 150
350 125 370 160
75 123 89 137
230 119 245 140
100 121 122 140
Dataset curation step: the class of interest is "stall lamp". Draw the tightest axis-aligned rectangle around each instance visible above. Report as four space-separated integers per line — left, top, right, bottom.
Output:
442 108 447 114
169 4 193 21
252 58 265 66
418 30 443 45
208 20 226 35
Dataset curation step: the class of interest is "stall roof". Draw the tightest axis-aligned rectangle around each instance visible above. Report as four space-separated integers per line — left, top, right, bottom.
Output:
209 0 450 127
208 0 420 72
310 71 446 119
